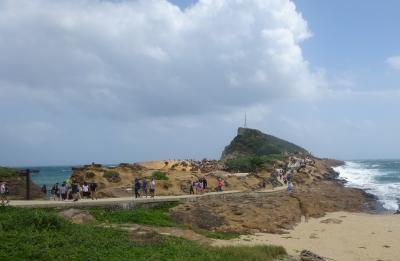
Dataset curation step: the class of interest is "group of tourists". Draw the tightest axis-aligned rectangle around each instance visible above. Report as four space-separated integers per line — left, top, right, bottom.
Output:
0 181 10 206
189 176 223 194
45 179 98 201
133 177 155 198
189 177 208 194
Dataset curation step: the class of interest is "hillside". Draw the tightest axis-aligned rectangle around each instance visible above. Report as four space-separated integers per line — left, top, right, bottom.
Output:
221 127 308 161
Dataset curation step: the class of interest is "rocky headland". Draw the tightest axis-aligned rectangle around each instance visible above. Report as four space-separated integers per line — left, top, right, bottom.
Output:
70 127 378 235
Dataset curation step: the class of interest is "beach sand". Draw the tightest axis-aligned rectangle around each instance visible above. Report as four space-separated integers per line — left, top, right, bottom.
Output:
213 211 400 261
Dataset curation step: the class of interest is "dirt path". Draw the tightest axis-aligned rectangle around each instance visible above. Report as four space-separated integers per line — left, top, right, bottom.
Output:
9 186 286 208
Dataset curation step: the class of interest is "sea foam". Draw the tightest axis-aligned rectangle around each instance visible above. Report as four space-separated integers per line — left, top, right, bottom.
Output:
334 161 400 211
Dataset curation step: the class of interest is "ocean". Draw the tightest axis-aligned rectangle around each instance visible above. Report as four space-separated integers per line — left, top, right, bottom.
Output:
334 160 400 211
26 164 116 188
27 166 73 187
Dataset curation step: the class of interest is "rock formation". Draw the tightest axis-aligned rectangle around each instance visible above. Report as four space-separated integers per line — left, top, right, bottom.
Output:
169 158 377 234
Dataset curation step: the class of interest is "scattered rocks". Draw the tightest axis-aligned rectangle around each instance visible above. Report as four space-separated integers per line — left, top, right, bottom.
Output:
299 250 325 261
58 208 95 224
129 227 164 245
171 207 225 230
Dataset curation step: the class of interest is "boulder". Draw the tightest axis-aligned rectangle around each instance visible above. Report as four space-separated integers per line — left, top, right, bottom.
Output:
58 208 95 224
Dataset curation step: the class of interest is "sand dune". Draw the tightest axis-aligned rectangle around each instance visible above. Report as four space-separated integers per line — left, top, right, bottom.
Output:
214 212 400 261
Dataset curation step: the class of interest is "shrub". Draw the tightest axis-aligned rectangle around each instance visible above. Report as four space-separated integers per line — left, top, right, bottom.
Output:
103 171 121 183
224 154 284 172
85 172 95 179
152 171 169 180
0 167 18 178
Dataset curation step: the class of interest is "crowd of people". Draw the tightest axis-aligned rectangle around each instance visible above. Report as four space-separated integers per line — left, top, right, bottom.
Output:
43 179 98 202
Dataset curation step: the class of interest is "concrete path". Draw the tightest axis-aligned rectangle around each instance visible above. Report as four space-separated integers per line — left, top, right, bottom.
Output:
9 186 287 208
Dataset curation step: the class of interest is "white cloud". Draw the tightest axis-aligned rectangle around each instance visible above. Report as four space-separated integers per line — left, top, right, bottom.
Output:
386 56 400 71
0 0 324 120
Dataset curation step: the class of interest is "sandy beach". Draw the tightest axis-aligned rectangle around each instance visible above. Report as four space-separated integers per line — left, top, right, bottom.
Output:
214 211 400 261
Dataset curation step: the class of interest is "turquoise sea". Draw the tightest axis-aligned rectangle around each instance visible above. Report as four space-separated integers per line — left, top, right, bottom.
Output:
24 166 73 187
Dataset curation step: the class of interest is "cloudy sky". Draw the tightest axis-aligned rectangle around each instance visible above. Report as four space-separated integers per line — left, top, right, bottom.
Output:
1 0 400 166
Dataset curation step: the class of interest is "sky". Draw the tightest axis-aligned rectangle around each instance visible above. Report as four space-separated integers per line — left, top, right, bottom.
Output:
1 0 400 166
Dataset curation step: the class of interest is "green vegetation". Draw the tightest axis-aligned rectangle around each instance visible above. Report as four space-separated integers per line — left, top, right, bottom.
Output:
103 171 120 182
225 154 284 172
0 167 18 178
221 127 307 161
90 202 178 227
0 207 286 260
152 170 169 180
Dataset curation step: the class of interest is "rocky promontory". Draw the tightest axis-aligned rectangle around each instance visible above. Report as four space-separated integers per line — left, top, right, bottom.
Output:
69 127 377 235
170 158 377 234
221 127 308 161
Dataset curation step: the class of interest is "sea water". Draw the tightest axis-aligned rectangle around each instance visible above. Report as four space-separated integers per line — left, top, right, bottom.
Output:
26 166 73 187
334 160 400 211
23 164 116 188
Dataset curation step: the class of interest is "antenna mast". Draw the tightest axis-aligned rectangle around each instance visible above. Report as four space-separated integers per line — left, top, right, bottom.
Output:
244 113 247 128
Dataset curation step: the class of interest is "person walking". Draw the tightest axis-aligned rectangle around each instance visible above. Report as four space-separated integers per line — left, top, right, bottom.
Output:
287 182 293 192
71 181 80 202
60 182 67 201
51 183 57 201
41 185 47 195
189 180 194 195
90 182 97 200
134 177 141 198
82 182 90 199
216 177 223 192
149 178 155 198
203 177 207 190
65 178 72 200
141 178 148 198
0 182 9 206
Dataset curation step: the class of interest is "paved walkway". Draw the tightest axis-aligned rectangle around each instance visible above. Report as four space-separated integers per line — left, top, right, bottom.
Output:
9 186 287 208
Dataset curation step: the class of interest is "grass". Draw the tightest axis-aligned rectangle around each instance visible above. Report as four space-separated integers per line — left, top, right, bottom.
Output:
152 170 169 180
0 206 286 260
91 203 242 240
90 202 179 227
